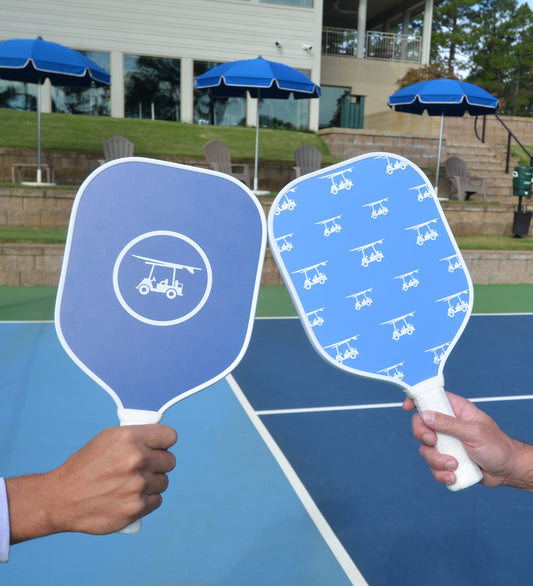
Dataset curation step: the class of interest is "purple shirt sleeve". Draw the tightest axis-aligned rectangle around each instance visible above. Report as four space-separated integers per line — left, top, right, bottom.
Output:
0 478 10 562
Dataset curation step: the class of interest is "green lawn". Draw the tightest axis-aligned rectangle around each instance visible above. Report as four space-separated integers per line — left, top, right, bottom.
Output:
456 235 533 250
1 227 532 250
0 108 335 164
0 226 68 243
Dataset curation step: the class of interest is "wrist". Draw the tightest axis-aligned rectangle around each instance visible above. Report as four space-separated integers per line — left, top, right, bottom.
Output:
5 473 63 543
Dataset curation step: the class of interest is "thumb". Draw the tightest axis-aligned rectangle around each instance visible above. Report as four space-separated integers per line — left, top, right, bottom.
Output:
422 410 476 442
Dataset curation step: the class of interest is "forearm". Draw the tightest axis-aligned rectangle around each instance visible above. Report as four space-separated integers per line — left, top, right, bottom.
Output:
5 474 63 544
502 440 533 493
4 425 177 547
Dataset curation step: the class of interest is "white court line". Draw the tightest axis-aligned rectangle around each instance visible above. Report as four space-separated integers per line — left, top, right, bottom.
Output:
471 312 533 317
257 402 404 416
256 395 533 416
0 320 54 324
227 374 369 586
257 312 533 320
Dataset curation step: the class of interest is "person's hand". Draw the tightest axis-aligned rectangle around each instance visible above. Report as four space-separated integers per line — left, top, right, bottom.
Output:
403 392 531 489
6 424 177 543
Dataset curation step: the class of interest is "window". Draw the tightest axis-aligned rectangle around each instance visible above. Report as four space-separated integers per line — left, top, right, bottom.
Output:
0 80 36 111
52 51 110 116
259 93 310 130
0 50 110 116
125 55 181 121
259 69 312 130
193 61 246 126
319 86 350 128
261 0 312 6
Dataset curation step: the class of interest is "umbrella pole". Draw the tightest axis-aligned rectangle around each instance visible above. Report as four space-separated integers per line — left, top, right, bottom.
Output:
435 113 444 196
254 91 260 192
37 83 42 184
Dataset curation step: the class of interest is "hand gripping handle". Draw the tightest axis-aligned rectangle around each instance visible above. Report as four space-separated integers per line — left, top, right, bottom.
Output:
117 408 162 534
407 377 483 491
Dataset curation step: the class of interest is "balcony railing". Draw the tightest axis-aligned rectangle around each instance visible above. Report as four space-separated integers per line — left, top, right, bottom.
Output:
322 28 422 64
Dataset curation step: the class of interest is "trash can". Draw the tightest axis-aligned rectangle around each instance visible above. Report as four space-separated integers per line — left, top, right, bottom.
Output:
513 166 533 198
513 209 532 236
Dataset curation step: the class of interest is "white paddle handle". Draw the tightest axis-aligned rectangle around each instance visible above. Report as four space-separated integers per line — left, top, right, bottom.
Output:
117 408 162 534
407 376 483 491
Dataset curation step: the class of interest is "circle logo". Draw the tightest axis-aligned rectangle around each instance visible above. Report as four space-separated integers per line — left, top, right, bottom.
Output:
113 231 212 326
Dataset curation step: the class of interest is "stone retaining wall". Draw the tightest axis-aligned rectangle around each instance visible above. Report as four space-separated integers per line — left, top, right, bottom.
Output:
462 250 533 285
0 192 532 287
0 188 527 237
0 186 75 228
0 148 293 192
1 243 531 287
0 243 64 286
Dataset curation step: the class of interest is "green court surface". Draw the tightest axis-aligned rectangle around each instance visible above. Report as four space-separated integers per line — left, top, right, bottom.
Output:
0 284 531 321
259 284 533 316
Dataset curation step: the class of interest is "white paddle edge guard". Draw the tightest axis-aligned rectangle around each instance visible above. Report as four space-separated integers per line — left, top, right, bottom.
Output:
116 408 163 534
406 375 483 491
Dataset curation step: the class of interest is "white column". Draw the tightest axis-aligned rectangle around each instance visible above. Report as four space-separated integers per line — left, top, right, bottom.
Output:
181 57 193 124
110 50 124 118
402 10 411 34
40 78 52 113
421 0 433 65
401 10 411 61
357 0 367 59
247 94 256 127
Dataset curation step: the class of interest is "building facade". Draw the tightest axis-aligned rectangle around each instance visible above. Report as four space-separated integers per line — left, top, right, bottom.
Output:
0 0 434 131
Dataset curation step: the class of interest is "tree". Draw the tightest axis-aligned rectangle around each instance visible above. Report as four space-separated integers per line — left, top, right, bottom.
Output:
407 0 533 116
467 0 533 114
397 63 460 89
430 0 478 74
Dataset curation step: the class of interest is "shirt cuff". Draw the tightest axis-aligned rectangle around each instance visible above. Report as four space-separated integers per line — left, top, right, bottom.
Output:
0 478 10 563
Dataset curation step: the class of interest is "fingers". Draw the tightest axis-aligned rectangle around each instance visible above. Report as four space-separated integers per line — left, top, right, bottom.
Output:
47 424 179 535
145 446 176 475
402 397 416 411
419 442 459 486
139 424 178 451
408 408 463 487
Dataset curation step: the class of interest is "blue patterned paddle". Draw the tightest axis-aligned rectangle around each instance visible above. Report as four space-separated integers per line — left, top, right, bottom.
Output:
268 152 482 491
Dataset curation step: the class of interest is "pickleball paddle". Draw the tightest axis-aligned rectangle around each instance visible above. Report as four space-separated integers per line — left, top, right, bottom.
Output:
268 152 483 491
55 158 266 530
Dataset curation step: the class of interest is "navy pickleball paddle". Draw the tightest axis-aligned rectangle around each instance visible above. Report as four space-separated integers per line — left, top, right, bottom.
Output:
56 158 266 529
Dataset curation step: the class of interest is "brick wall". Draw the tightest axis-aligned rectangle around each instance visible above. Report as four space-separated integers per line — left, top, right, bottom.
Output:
0 243 64 286
0 191 532 287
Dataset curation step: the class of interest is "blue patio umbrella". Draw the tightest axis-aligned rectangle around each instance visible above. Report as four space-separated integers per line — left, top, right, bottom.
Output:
0 37 111 184
388 78 499 192
195 56 321 191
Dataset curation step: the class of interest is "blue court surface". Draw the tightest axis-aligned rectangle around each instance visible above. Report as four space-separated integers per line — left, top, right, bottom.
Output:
1 312 533 585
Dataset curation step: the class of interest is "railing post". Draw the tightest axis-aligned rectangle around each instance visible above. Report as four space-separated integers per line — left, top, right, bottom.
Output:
506 132 512 174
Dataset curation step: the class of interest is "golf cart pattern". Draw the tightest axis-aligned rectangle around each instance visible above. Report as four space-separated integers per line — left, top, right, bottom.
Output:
268 152 472 388
316 215 342 237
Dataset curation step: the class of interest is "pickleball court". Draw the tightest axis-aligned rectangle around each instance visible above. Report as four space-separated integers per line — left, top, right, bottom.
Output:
1 284 533 586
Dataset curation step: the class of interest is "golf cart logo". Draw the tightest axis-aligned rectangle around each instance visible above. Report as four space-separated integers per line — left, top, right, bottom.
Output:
113 231 212 326
134 255 200 300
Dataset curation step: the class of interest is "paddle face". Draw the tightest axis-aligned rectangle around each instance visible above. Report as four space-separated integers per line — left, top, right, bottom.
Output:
56 158 266 415
268 152 472 390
